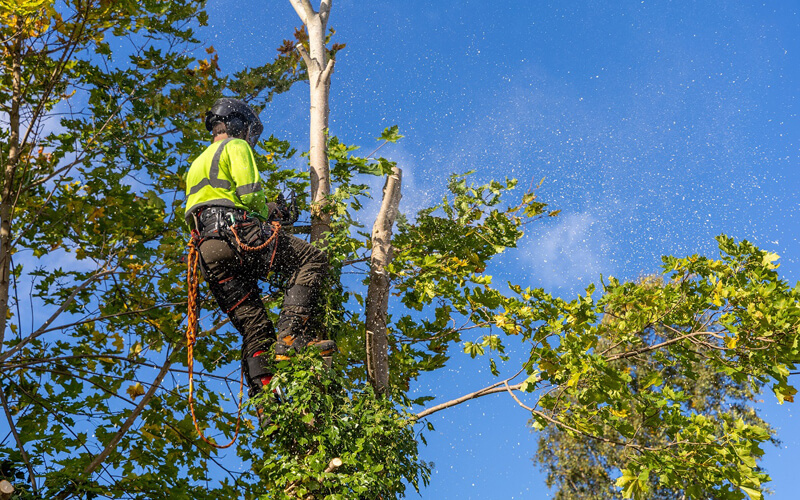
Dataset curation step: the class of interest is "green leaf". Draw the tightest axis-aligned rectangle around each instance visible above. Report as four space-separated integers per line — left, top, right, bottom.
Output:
740 485 763 500
378 125 404 143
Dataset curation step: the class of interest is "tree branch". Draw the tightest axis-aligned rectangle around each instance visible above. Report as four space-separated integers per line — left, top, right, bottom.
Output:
288 0 315 25
604 330 720 363
414 383 524 420
318 57 335 88
414 370 524 420
503 380 532 410
294 41 312 71
82 350 174 477
0 268 115 363
1 354 239 385
0 385 37 495
319 0 332 22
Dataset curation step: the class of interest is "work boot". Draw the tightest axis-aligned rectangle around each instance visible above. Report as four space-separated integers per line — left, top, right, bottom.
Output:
274 301 336 360
274 333 337 361
244 351 283 427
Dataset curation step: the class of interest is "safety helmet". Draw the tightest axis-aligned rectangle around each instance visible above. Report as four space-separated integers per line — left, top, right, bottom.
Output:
204 97 263 148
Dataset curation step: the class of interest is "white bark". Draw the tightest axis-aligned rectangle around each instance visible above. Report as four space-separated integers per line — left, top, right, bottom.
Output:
290 0 335 243
365 166 402 394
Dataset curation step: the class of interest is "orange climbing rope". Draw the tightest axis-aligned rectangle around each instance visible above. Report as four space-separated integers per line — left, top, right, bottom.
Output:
184 220 281 448
186 234 244 449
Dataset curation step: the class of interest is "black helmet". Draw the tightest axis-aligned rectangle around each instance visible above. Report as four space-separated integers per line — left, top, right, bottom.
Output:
205 98 263 148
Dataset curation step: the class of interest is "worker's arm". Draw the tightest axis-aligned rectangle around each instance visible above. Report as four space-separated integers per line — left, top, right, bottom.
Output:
224 139 270 220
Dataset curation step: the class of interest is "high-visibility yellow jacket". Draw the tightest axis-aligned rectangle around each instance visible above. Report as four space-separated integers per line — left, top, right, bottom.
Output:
184 137 269 226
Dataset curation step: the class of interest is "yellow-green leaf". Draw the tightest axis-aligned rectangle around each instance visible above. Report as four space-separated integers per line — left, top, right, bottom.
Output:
127 383 145 400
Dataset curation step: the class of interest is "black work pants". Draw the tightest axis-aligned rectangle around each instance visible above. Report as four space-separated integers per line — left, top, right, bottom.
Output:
195 210 328 361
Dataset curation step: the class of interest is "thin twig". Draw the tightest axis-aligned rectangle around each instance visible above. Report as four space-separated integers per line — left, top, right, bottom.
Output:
82 349 174 477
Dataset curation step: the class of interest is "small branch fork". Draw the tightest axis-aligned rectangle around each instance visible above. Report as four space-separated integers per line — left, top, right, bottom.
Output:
52 350 176 500
413 369 524 420
413 318 761 455
0 267 115 363
414 374 697 454
81 352 173 477
318 58 335 88
288 0 315 25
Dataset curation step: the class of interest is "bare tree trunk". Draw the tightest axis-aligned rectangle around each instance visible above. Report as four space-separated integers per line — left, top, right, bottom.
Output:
0 20 24 350
289 0 335 243
365 167 402 394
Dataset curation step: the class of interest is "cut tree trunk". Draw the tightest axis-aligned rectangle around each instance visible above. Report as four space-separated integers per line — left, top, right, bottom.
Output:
0 479 14 500
365 166 402 394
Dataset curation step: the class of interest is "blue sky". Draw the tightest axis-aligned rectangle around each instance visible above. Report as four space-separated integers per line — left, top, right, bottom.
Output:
202 1 799 497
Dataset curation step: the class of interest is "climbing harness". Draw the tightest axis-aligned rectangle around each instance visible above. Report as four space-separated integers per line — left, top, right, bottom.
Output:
184 217 281 447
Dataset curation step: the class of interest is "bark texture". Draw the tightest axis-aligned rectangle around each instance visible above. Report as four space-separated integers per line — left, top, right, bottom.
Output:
0 19 24 350
289 0 335 243
365 166 402 394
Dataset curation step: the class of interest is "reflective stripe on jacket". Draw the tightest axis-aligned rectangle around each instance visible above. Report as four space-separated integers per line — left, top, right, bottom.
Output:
184 138 269 226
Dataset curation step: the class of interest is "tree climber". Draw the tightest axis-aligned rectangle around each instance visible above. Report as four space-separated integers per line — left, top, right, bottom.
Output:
184 97 336 417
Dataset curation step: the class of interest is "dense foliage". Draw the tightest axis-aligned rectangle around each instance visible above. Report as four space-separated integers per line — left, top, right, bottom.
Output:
246 352 430 499
533 276 777 499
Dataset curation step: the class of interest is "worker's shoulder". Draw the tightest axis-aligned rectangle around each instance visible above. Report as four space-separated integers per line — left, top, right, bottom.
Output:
221 137 251 154
190 141 222 164
191 138 248 163
220 138 254 167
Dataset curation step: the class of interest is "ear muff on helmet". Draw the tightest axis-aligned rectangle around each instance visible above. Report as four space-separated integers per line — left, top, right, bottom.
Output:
224 115 246 138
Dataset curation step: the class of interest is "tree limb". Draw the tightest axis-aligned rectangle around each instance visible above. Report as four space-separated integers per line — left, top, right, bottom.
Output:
414 383 524 420
365 166 401 394
319 0 332 21
414 370 525 420
294 42 312 69
0 17 24 354
604 330 720 363
0 268 115 363
1 354 239 385
289 0 315 25
82 349 174 477
318 57 335 89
